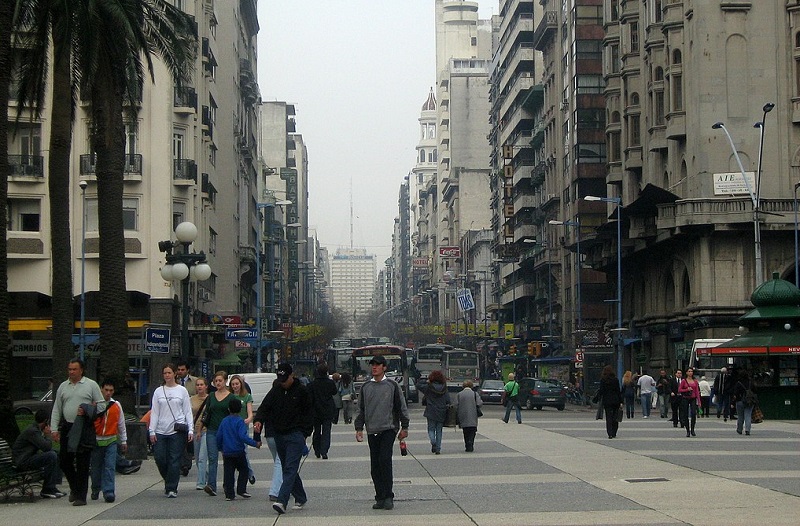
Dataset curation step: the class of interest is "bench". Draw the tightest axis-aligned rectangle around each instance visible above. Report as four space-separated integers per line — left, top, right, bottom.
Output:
0 437 43 501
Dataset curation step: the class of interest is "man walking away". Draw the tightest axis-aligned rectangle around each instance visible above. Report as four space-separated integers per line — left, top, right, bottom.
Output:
637 371 655 418
90 379 127 503
713 367 732 421
12 409 65 499
669 370 682 427
254 363 313 515
355 355 410 511
656 370 670 418
50 359 104 506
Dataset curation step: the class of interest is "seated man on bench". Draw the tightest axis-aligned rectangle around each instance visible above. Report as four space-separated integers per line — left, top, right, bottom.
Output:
12 409 65 499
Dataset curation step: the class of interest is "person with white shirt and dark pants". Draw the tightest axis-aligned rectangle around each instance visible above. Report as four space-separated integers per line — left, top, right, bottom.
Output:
637 372 655 418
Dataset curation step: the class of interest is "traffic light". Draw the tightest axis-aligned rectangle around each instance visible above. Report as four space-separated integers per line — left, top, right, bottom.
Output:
527 342 535 356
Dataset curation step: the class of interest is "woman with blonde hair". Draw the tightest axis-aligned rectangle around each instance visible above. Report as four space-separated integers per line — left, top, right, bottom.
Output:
621 371 636 419
190 377 209 490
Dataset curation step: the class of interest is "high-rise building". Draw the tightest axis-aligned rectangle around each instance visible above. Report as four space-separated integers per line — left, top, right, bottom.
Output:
329 248 377 338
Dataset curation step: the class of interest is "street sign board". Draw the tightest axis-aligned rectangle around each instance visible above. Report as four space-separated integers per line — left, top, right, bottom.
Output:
439 246 461 258
225 327 258 340
144 328 171 354
456 288 475 312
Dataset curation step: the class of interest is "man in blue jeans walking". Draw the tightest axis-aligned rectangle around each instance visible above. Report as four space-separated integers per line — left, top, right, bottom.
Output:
254 363 313 515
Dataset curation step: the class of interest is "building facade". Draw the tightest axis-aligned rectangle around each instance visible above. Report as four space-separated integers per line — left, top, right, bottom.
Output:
329 248 377 338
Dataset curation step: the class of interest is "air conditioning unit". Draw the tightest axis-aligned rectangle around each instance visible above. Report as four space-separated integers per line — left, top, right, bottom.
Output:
559 99 568 110
199 290 211 302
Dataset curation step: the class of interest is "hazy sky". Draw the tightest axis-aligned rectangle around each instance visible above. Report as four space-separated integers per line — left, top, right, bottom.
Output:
257 1 496 266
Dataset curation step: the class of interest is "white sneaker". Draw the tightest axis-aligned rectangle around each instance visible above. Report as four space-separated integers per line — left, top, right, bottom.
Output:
167 491 178 498
293 501 306 510
643 415 648 419
273 502 286 514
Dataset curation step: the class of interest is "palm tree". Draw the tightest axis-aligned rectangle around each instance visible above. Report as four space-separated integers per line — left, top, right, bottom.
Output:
0 0 17 443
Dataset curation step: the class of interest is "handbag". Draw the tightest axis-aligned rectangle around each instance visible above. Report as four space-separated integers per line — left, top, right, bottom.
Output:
164 387 189 434
751 404 764 424
616 404 623 423
444 404 458 427
332 393 343 409
474 392 483 417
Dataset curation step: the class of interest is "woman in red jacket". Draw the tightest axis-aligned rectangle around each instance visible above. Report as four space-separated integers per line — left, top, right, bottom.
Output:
678 367 701 437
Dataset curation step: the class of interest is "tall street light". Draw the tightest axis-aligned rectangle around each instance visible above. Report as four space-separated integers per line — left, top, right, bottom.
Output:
256 199 291 372
712 104 773 286
158 222 212 361
794 181 800 288
549 219 582 347
78 180 88 361
584 195 623 381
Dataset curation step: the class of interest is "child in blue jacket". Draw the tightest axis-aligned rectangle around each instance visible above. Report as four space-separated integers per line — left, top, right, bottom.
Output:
217 398 260 500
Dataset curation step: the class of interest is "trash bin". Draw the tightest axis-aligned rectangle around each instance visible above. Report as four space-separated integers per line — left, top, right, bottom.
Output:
125 421 149 461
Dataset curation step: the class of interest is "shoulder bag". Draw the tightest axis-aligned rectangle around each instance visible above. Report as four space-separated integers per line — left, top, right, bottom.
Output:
165 387 189 434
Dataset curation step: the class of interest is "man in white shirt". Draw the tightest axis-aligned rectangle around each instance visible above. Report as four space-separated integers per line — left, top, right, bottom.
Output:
637 372 656 418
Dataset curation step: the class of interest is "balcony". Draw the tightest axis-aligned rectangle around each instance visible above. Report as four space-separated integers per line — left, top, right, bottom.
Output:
665 112 686 139
7 154 44 179
201 106 214 140
533 11 557 51
173 86 197 114
173 159 197 185
79 153 142 179
656 197 797 231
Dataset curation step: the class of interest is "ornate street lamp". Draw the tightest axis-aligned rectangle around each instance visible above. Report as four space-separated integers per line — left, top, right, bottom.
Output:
158 222 212 361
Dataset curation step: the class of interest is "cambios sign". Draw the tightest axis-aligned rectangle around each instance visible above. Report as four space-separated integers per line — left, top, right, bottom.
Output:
439 246 461 258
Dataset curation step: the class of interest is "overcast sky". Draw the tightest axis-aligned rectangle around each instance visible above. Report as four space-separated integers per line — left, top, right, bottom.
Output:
257 1 496 267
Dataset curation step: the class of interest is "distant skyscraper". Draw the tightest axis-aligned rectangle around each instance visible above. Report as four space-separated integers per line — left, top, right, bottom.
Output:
329 248 377 337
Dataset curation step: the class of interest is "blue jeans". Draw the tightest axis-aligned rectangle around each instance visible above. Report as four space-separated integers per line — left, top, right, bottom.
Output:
194 430 208 489
266 436 283 498
658 393 669 417
426 419 444 452
274 431 308 506
624 396 635 418
205 430 219 491
153 432 186 493
90 442 117 497
503 398 522 423
736 401 752 433
640 392 652 417
20 450 60 493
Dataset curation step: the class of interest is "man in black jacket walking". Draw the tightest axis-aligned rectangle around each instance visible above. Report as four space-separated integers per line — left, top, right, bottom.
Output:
254 363 313 515
308 364 337 459
713 367 733 421
670 369 683 427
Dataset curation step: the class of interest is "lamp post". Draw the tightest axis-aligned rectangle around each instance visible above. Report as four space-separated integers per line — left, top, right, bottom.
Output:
585 195 623 380
712 107 774 286
158 222 212 361
794 181 800 288
549 220 582 343
78 180 88 361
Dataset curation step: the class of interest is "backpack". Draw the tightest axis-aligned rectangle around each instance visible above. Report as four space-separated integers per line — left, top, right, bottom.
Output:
741 383 758 408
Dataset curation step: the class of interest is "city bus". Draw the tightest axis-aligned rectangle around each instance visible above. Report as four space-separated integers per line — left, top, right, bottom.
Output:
351 345 409 399
442 349 481 391
414 344 453 391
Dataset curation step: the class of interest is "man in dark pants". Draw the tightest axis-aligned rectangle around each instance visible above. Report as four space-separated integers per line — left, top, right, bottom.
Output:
713 367 734 421
50 359 104 506
175 360 196 476
12 409 65 499
670 369 683 427
355 355 410 511
253 363 313 515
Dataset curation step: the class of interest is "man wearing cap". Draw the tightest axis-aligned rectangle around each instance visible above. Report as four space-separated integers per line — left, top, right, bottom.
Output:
354 355 410 511
253 363 313 515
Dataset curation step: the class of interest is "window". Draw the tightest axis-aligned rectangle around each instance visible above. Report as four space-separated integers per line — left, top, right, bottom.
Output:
432 149 438 162
609 44 620 74
654 66 664 81
630 92 640 106
654 90 665 124
125 121 138 155
629 115 641 146
654 0 663 24
173 130 184 160
87 198 139 231
672 49 682 64
419 149 425 163
610 0 619 22
607 131 620 162
7 199 41 232
672 73 683 111
630 23 639 53
428 124 435 139
575 75 604 94
575 40 602 61
575 5 602 25
575 108 605 129
172 201 186 231
574 143 606 164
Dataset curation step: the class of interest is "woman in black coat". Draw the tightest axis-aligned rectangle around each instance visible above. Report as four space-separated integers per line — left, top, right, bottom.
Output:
308 364 337 459
594 365 623 439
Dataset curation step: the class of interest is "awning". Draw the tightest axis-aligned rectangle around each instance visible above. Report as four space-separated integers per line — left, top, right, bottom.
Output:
709 333 800 356
621 183 680 218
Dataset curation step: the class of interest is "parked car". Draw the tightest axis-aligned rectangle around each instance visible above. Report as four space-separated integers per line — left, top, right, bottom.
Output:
13 389 54 416
517 378 566 411
479 379 506 404
407 377 419 404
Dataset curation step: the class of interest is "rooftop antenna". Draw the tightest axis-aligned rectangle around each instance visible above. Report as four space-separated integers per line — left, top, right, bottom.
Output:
350 177 354 249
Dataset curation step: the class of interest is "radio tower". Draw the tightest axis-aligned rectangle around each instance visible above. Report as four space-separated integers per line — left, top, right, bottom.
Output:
350 177 354 249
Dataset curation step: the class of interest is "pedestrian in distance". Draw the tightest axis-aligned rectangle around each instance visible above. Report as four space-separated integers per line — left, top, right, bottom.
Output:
656 370 671 418
50 358 104 506
12 409 65 499
331 372 343 425
216 398 260 501
202 371 234 497
190 377 210 490
339 373 356 425
421 370 450 454
678 367 701 437
354 355 410 511
733 370 755 436
454 380 482 452
622 371 636 419
254 363 313 515
713 367 733 421
502 372 522 424
670 369 683 427
308 363 338 459
637 370 656 418
148 363 194 498
593 365 623 439
90 379 127 503
229 374 256 484
698 375 712 418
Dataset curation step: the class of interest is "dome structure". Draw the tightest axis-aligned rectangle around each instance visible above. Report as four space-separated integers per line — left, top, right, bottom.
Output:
421 87 436 112
750 272 800 307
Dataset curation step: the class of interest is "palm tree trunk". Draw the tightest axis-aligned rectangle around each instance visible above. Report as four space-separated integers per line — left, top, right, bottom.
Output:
49 36 75 387
91 59 130 406
0 0 19 443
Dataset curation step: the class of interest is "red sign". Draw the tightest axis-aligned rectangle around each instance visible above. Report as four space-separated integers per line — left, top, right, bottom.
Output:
439 246 461 258
769 346 800 355
710 346 768 355
281 323 293 339
222 315 241 325
412 257 429 268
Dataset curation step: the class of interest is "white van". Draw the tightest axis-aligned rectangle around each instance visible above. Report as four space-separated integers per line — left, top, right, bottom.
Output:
228 373 277 412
